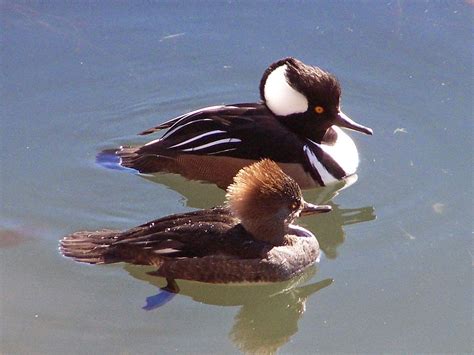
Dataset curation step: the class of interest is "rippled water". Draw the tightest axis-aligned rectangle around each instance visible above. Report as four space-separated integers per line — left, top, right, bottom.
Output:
1 1 472 353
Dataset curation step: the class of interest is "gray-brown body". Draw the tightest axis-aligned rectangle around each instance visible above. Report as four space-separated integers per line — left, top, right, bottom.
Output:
60 207 320 283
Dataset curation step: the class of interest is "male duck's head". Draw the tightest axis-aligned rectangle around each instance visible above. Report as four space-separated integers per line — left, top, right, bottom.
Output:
226 159 331 245
259 57 373 136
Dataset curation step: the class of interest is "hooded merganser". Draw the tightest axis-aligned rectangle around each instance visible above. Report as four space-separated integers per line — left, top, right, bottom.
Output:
60 159 331 285
99 57 372 189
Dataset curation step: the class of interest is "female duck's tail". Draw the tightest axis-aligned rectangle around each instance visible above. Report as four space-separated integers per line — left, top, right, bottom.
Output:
60 229 120 264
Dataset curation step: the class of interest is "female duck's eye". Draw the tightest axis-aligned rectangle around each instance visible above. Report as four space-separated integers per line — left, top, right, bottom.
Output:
290 202 299 210
314 106 324 114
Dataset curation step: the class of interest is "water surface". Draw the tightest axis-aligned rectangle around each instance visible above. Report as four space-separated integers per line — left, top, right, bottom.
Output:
1 1 472 353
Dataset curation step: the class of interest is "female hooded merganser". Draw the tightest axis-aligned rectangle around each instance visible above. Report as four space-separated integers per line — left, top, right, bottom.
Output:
60 160 331 285
100 57 372 189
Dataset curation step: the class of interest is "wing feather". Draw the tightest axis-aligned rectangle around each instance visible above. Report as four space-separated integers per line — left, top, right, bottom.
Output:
137 103 304 160
111 207 241 258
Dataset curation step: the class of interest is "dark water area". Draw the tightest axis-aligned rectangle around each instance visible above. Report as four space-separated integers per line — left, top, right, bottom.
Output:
1 1 472 353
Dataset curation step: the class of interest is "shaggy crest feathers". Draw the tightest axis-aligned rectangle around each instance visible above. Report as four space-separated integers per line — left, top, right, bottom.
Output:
226 159 301 222
286 58 341 108
259 57 341 114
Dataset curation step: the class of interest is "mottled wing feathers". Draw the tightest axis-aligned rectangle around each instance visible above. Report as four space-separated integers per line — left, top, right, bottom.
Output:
114 207 238 258
61 207 267 265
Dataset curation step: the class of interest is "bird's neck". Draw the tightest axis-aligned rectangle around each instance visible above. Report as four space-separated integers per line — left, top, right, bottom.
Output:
240 216 289 246
277 115 337 145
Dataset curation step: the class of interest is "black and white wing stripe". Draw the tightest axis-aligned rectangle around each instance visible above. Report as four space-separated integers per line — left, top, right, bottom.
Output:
139 105 226 135
302 138 347 186
140 103 265 156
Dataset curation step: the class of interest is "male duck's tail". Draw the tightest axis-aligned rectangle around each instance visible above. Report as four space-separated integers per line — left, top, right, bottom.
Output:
96 146 174 174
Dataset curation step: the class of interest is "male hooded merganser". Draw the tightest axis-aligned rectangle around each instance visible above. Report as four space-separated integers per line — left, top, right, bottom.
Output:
100 57 372 189
60 160 331 285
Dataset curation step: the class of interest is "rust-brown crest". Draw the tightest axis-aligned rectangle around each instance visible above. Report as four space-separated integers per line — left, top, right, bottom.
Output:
226 159 302 223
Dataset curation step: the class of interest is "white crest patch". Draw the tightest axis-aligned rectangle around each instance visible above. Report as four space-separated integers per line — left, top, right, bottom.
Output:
264 64 308 116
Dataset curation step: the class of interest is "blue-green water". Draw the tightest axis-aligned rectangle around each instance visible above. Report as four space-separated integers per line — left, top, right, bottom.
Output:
1 1 472 353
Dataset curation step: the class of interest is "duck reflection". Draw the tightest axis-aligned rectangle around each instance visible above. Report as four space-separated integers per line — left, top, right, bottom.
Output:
124 264 332 354
141 173 376 259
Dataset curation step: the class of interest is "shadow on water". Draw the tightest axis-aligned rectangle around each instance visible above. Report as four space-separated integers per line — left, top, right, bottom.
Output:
299 202 375 260
0 228 35 248
139 172 376 259
125 264 332 354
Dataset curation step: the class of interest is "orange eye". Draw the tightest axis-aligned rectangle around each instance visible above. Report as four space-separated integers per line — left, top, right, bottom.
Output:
314 106 324 114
